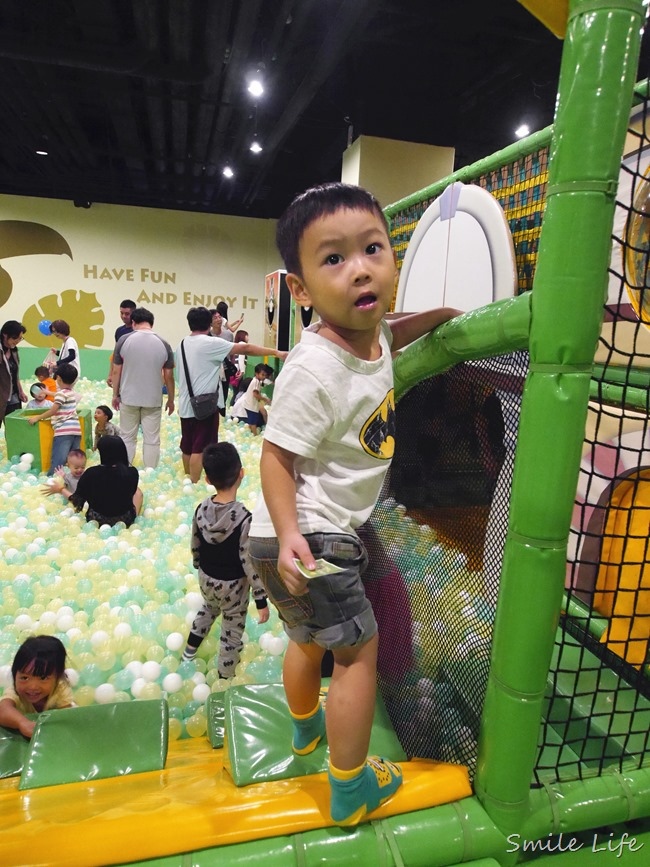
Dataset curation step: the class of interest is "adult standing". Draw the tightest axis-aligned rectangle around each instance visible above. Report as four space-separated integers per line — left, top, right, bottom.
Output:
216 301 244 337
176 306 286 483
49 320 80 377
211 309 234 410
0 320 27 426
107 299 136 386
110 307 175 468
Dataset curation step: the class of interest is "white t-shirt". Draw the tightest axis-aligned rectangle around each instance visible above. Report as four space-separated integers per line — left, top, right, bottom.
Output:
250 321 395 537
176 334 233 417
59 336 80 375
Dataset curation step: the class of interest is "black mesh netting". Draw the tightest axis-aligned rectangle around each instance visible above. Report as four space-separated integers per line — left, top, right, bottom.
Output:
362 354 527 777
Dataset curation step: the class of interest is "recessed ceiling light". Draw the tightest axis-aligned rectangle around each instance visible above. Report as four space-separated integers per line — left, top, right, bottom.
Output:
222 166 234 179
250 140 262 154
514 124 530 139
247 79 264 98
35 149 48 156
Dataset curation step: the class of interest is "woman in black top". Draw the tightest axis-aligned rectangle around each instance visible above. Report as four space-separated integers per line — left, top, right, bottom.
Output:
70 436 143 527
1 320 27 426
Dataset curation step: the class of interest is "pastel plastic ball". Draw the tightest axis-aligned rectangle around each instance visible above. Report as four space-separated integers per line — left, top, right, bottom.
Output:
65 668 80 687
0 665 11 688
266 636 285 656
162 672 183 693
130 677 146 698
192 683 211 703
141 660 161 682
165 632 184 652
95 683 117 704
185 713 207 738
168 717 183 740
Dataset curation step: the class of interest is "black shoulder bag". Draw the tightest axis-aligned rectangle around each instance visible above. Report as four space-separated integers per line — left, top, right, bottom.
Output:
180 339 220 420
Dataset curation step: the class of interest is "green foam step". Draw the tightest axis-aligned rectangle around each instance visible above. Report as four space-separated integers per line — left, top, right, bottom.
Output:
19 699 168 790
223 681 407 787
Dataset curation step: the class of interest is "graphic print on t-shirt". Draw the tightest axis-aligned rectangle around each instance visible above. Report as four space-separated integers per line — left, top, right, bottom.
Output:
359 389 396 459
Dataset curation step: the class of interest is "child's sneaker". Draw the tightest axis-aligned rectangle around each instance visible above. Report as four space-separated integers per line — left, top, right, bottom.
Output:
291 703 326 755
329 756 403 826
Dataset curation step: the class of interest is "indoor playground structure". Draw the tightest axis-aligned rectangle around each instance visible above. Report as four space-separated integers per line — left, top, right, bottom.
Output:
4 0 650 864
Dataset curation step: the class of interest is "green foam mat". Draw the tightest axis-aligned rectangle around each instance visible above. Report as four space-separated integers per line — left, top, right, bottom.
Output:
207 692 226 748
0 720 34 779
19 699 169 790
223 681 407 787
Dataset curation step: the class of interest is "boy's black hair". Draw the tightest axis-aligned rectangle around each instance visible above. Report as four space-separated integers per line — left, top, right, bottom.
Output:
34 366 49 378
49 319 70 336
130 307 154 326
253 362 273 376
186 306 212 332
67 448 86 461
276 182 387 277
202 442 242 489
12 635 67 681
96 404 113 420
120 299 136 309
55 363 78 385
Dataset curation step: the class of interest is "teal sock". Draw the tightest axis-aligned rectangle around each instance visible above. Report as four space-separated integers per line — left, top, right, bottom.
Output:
329 756 403 826
291 703 326 755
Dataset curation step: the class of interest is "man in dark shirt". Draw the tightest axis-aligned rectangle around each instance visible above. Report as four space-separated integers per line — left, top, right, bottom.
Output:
107 299 136 385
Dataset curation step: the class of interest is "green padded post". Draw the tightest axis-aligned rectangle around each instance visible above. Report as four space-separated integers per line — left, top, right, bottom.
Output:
19 699 168 790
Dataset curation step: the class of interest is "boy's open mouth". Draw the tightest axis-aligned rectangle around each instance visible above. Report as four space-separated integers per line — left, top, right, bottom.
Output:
354 293 377 308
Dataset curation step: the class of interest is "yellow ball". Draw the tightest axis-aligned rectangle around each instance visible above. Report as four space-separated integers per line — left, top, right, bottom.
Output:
168 717 183 740
185 713 207 738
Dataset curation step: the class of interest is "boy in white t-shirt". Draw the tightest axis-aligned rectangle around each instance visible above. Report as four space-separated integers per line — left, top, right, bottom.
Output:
248 182 460 826
242 363 273 434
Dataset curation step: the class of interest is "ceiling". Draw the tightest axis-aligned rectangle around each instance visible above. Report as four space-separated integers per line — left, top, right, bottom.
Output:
0 1 624 220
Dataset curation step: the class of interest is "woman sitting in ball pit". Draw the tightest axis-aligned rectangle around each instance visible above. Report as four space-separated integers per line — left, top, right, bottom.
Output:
0 635 74 739
70 435 143 527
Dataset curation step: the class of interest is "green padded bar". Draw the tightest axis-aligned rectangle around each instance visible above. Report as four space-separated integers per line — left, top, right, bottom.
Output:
223 682 407 787
19 699 169 790
0 721 34 779
207 693 226 748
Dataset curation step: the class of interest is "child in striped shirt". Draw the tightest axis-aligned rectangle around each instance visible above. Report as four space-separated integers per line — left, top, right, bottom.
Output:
27 363 82 475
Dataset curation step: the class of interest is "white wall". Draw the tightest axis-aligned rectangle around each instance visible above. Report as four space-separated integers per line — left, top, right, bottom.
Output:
0 194 282 350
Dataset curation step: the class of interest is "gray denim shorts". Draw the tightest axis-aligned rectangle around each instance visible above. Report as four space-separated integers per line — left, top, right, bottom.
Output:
248 532 378 649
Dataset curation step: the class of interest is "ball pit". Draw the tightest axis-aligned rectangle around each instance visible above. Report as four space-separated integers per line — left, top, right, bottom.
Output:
0 377 289 739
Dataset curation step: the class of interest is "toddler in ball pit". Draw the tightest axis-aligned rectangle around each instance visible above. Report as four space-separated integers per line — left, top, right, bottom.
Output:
0 635 73 739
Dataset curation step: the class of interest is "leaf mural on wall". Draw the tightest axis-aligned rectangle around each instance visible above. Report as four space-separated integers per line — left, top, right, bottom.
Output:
0 221 73 308
23 289 105 348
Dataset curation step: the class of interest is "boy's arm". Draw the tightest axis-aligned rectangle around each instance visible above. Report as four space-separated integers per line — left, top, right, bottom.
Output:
27 400 60 425
239 517 270 622
388 307 462 353
260 440 316 595
190 509 201 570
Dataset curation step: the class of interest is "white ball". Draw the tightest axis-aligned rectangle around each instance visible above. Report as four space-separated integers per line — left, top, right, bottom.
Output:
258 632 272 651
0 665 12 688
125 660 144 678
113 623 133 639
185 592 203 611
162 673 183 693
267 636 286 656
66 627 82 641
192 683 211 703
165 632 184 652
21 453 34 463
141 660 161 682
130 677 146 698
14 516 28 528
95 683 117 704
191 672 206 685
39 611 57 626
14 614 33 630
65 668 80 687
56 614 75 632
90 630 110 647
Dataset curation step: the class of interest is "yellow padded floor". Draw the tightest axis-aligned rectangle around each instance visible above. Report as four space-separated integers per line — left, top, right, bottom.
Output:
0 738 472 867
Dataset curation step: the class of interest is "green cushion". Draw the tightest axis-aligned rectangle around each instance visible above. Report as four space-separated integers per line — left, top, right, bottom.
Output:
206 692 226 748
0 721 34 779
19 700 169 790
223 681 407 787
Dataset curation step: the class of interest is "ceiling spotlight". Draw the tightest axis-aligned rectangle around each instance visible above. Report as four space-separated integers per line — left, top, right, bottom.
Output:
247 79 264 98
514 123 530 139
35 149 48 156
222 166 234 179
250 139 263 154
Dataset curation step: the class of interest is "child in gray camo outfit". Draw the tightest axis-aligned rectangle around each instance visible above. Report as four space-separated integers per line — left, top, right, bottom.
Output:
181 442 269 678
